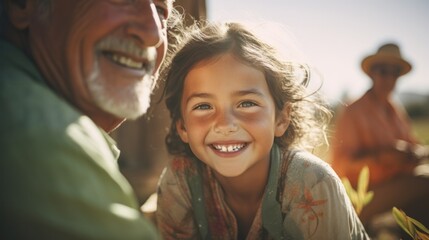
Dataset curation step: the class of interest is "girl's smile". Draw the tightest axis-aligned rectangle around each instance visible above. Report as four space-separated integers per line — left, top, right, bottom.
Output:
211 142 248 154
176 53 289 178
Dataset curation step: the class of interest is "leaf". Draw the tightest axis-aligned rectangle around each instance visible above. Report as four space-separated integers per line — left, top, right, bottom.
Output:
363 191 374 205
342 178 352 195
392 207 429 239
357 166 370 198
392 207 414 237
408 218 417 238
410 218 429 234
342 178 358 204
416 231 429 240
355 203 363 216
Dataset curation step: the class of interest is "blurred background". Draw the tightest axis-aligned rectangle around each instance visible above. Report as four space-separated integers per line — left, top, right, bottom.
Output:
208 0 429 105
112 0 429 205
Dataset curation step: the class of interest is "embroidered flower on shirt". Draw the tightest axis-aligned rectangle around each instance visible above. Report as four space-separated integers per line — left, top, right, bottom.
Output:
296 188 327 236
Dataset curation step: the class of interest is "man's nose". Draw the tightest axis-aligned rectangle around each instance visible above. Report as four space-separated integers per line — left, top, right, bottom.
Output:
214 109 238 135
125 1 164 48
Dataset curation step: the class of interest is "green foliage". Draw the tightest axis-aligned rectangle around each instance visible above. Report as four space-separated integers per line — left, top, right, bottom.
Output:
392 207 429 240
406 102 429 119
342 166 374 215
412 119 429 145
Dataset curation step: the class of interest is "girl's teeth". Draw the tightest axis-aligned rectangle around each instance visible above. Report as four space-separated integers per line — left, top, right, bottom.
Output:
214 144 245 153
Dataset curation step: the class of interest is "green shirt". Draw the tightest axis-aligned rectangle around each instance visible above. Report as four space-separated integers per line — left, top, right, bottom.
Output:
0 39 160 239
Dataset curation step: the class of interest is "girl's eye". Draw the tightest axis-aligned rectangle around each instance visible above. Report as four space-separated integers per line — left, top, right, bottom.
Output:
239 101 257 108
193 104 212 110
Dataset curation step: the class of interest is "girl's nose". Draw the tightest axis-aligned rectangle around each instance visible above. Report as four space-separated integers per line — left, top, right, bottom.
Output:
213 110 238 135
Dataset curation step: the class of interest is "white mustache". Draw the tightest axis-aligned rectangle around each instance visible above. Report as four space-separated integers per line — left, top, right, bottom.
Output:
96 36 157 72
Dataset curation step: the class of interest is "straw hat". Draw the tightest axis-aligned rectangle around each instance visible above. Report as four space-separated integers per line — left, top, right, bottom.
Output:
361 43 412 76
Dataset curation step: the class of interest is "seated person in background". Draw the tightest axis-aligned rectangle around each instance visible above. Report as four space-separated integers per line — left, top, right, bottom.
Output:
331 43 429 227
156 21 369 240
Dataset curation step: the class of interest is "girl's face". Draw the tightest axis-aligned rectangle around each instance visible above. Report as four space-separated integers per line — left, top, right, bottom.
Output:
176 53 289 177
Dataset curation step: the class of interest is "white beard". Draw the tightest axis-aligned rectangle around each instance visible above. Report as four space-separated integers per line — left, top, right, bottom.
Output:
87 62 155 120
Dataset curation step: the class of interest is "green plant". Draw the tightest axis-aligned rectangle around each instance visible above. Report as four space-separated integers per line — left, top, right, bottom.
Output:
341 166 374 215
392 207 429 240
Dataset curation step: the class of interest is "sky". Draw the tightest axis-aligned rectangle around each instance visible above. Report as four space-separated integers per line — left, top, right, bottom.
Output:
206 0 429 104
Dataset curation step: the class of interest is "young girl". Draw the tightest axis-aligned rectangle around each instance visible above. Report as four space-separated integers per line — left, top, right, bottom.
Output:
156 22 369 240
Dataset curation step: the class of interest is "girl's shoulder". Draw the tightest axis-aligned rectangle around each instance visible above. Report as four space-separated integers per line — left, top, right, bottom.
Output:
159 156 200 193
282 150 338 185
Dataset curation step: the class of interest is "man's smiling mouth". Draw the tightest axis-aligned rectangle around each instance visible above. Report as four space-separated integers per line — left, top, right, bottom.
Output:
212 143 247 153
97 36 156 72
103 52 148 70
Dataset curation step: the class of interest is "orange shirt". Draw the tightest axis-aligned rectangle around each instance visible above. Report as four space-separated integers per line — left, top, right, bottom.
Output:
331 90 418 186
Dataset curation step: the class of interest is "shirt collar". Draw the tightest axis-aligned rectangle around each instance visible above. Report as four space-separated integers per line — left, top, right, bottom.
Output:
99 128 121 160
261 144 285 239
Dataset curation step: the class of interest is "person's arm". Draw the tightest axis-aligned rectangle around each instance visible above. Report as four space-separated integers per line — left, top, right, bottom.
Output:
156 158 199 240
353 140 426 164
331 107 420 185
1 121 160 239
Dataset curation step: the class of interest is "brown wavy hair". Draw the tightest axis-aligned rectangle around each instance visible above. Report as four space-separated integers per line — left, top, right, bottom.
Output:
161 21 331 158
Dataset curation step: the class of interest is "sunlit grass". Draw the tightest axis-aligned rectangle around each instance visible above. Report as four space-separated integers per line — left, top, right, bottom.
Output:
412 119 429 145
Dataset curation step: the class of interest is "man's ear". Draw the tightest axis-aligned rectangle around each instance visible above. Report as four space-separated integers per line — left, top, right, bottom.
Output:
6 0 35 30
275 103 292 137
175 119 189 143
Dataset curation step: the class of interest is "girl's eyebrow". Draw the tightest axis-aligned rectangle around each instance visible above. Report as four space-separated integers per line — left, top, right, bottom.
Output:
185 93 213 105
185 88 264 105
234 88 264 97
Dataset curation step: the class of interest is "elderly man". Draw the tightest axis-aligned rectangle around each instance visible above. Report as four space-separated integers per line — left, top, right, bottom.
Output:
0 0 175 238
331 43 429 229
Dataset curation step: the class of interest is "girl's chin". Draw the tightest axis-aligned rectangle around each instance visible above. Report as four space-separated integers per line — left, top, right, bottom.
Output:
214 168 246 178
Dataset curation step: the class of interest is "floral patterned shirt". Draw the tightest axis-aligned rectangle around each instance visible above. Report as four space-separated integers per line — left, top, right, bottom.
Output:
156 145 369 239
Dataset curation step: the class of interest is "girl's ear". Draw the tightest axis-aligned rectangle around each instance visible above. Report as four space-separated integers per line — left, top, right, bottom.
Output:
7 0 35 30
176 119 189 143
275 103 291 137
